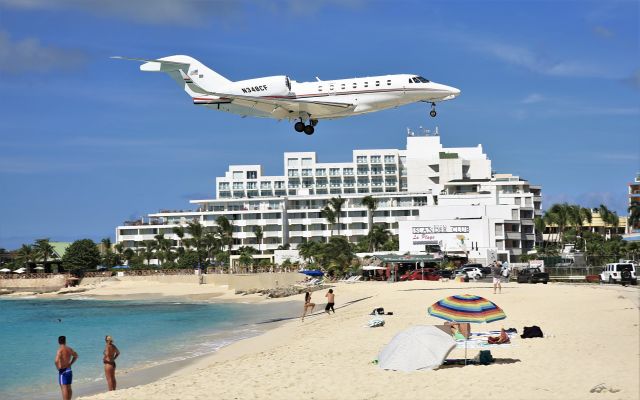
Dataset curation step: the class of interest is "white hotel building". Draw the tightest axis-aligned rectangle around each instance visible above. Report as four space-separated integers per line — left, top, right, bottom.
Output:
115 130 542 263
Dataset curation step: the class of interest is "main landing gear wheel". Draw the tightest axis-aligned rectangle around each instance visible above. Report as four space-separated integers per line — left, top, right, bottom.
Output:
294 122 305 132
429 102 437 118
303 125 315 135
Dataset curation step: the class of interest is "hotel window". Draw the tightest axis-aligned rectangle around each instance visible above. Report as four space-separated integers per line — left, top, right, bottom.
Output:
287 158 299 167
301 158 312 166
246 182 257 190
274 181 284 189
357 167 368 175
356 155 367 164
384 155 395 163
375 80 380 87
246 171 257 179
315 168 326 176
232 182 243 190
330 168 340 176
288 169 299 177
232 171 243 179
343 168 353 175
301 168 312 177
260 182 271 189
370 155 381 163
219 182 230 190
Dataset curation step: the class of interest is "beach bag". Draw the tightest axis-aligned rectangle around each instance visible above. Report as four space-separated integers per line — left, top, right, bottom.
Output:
521 325 543 339
370 307 385 315
475 350 494 365
368 317 385 327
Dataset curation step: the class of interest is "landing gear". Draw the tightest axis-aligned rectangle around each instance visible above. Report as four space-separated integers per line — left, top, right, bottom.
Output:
429 102 437 118
293 118 317 135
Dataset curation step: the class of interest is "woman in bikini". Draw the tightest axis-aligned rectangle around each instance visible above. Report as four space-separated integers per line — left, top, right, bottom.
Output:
301 291 315 322
103 335 120 391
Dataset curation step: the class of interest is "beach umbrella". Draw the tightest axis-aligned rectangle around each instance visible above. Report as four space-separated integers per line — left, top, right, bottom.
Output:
0 268 11 273
428 294 506 363
378 325 456 372
34 266 45 270
13 268 25 274
299 269 323 277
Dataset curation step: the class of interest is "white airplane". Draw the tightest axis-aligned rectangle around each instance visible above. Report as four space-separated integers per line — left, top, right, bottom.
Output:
113 55 460 135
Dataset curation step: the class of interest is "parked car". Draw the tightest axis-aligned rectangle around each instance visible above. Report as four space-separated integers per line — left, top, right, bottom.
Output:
399 268 440 281
461 266 483 280
438 269 454 279
516 268 549 284
600 263 637 285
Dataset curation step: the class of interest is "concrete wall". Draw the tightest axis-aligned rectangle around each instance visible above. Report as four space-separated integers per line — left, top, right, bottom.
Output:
0 275 67 292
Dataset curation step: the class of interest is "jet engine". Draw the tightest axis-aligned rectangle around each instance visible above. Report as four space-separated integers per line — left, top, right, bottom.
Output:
225 75 292 97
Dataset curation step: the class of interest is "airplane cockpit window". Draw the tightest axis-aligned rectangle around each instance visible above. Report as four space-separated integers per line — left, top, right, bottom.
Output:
413 76 430 83
285 76 291 90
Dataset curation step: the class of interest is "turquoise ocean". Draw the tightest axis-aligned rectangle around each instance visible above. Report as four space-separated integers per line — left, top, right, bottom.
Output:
0 297 299 399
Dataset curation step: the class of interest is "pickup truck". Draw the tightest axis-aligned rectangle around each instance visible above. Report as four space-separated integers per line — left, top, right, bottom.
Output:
516 268 549 284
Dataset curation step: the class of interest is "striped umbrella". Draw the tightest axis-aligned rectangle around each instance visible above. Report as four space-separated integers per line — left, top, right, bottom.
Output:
428 294 506 364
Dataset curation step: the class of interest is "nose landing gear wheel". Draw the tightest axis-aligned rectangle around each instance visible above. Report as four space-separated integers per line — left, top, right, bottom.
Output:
303 125 315 135
294 122 305 132
429 102 437 117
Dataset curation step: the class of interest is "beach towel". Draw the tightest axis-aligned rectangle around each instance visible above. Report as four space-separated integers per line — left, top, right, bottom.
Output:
454 331 517 349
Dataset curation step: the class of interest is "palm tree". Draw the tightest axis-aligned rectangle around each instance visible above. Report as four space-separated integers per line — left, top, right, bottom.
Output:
203 232 221 265
172 226 186 254
628 200 640 232
321 206 336 236
534 216 546 248
328 196 346 235
123 248 134 266
368 225 390 252
598 204 619 238
34 238 55 271
253 226 264 254
215 216 234 265
16 244 36 270
298 240 318 264
142 240 155 267
361 195 378 251
186 221 205 268
238 246 257 272
545 203 570 245
154 234 174 267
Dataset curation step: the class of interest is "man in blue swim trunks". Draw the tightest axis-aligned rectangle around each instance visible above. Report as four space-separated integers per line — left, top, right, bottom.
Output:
55 336 78 400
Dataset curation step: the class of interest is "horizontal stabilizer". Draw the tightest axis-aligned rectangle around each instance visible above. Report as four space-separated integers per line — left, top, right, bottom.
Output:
110 56 190 72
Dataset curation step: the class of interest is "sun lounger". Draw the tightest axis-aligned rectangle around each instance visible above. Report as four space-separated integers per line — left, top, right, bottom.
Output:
346 275 362 284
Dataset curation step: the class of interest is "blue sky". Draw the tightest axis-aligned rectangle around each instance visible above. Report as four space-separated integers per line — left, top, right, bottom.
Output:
0 0 638 250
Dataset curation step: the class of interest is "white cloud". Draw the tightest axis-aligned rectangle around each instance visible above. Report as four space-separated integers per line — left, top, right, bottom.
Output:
622 69 640 91
521 93 545 104
592 25 614 39
0 30 86 73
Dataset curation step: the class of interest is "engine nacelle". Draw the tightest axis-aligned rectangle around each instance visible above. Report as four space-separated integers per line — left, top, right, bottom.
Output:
224 75 291 97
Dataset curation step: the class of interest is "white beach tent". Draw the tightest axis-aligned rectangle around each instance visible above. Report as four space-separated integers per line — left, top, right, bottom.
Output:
362 265 386 271
13 268 26 274
0 268 11 273
378 325 456 372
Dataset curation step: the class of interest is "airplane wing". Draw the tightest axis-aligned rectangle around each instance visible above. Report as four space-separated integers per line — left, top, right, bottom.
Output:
178 70 354 118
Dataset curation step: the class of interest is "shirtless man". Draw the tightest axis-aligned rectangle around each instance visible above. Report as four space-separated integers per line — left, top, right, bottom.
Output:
325 289 335 314
55 336 78 400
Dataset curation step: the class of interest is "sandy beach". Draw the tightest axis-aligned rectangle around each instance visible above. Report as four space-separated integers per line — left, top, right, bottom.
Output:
72 279 639 400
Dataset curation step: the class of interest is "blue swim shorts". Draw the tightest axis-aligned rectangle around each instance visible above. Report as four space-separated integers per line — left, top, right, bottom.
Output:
58 368 72 385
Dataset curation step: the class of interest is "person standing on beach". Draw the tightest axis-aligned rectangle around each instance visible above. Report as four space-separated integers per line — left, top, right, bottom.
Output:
55 336 78 400
325 289 335 314
492 261 502 294
301 291 315 322
103 335 120 391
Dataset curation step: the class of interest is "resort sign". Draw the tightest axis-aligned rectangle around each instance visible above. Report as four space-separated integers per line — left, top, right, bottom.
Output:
411 225 471 245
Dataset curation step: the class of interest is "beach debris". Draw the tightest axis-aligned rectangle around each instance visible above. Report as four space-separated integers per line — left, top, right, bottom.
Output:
590 383 621 393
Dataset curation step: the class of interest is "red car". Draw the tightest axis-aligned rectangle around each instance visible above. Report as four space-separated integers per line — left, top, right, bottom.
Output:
399 268 440 281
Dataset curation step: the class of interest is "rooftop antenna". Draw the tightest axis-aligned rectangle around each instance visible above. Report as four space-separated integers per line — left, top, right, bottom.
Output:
406 127 415 136
315 77 322 82
435 126 439 136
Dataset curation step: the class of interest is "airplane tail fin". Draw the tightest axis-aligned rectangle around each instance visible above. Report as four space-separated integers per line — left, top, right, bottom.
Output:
111 55 232 97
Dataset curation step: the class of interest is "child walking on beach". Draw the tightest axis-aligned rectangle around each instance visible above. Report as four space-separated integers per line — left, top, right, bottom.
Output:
325 289 335 314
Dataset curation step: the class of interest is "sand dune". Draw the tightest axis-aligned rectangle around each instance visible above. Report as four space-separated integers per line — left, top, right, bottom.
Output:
78 280 640 400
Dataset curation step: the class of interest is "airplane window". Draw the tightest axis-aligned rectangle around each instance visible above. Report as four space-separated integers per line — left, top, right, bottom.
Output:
417 76 430 83
319 86 323 92
409 78 414 84
330 84 334 90
341 84 346 90
364 82 368 87
387 80 391 85
375 81 380 86
352 83 357 88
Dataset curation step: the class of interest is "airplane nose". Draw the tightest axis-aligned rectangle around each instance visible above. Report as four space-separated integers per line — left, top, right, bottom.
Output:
449 86 461 97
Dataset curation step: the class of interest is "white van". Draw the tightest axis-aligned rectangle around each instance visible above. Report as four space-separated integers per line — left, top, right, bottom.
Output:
600 263 637 285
